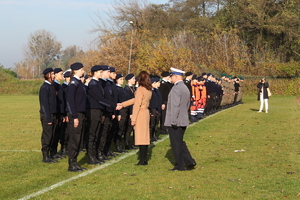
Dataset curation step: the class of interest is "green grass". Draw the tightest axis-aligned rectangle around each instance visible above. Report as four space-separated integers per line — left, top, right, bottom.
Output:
1 95 300 199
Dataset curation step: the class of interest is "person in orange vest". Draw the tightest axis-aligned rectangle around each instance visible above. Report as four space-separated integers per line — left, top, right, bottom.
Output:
190 75 199 122
196 77 206 120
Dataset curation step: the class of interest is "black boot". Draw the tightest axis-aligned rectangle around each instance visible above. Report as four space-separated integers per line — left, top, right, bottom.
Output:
135 145 148 166
42 151 56 163
87 153 102 165
68 159 82 172
98 151 111 161
50 148 63 160
107 150 118 157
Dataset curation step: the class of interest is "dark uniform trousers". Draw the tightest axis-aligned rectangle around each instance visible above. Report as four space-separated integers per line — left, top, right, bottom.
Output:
168 126 194 170
87 109 104 156
51 113 63 155
160 105 168 134
68 112 85 159
40 113 56 153
124 110 134 146
150 108 158 141
98 112 112 154
60 119 69 152
114 108 128 148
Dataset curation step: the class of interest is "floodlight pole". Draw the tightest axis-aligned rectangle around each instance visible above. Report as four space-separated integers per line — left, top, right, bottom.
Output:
128 21 134 74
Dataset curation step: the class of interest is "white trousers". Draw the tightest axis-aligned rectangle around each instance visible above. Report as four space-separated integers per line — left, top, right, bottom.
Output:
259 94 268 111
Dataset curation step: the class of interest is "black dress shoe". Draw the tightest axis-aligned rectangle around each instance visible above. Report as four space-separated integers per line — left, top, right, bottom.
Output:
75 163 87 171
42 157 57 163
135 161 148 166
52 154 63 159
186 162 197 170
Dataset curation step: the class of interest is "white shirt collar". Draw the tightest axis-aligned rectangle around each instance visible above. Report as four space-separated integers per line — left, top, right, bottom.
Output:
74 75 80 80
54 79 60 84
45 80 51 85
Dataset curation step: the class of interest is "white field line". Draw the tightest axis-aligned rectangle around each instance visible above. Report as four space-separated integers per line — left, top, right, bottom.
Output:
18 105 239 200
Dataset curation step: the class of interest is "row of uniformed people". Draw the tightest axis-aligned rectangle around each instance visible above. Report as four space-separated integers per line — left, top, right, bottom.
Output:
39 64 169 172
182 72 244 122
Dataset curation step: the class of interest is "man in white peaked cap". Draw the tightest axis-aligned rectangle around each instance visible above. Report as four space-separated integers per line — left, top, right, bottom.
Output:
165 67 196 171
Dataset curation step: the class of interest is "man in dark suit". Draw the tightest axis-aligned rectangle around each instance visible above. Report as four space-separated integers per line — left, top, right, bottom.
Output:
165 68 196 171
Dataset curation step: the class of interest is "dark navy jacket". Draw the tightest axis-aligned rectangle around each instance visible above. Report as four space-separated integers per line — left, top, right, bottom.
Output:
87 78 113 110
53 80 64 114
124 84 135 115
61 82 68 115
66 76 86 119
39 81 57 123
100 79 117 113
149 89 158 115
154 88 162 113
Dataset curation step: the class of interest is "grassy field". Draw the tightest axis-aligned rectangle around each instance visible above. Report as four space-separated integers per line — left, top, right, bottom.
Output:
1 95 300 199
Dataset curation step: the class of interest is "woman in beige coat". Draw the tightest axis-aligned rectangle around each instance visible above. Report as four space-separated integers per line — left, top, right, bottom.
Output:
122 71 152 165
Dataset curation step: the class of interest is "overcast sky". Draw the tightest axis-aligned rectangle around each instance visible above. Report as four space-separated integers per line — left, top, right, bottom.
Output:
0 0 169 69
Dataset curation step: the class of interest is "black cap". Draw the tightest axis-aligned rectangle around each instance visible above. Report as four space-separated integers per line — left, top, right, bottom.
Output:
109 67 116 72
202 72 207 76
197 77 205 82
161 71 170 77
185 72 193 76
84 75 89 79
54 68 62 74
91 65 102 72
192 74 197 80
116 74 123 80
125 73 134 80
70 62 83 70
207 73 212 77
101 65 110 71
63 71 70 78
42 68 53 75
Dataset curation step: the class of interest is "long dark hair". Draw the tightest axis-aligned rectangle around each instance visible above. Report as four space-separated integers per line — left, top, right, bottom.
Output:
138 71 152 91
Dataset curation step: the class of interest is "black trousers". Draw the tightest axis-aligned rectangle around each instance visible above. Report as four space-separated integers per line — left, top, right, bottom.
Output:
67 113 85 159
114 108 128 148
168 126 194 170
98 112 112 153
160 106 167 134
150 109 158 140
51 113 63 154
139 145 148 162
124 110 133 146
87 109 103 156
60 118 68 149
40 113 55 153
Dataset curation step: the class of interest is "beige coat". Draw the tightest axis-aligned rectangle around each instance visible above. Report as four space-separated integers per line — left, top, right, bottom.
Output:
122 86 152 145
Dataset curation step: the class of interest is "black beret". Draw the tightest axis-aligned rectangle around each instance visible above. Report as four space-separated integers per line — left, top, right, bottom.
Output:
197 77 205 82
84 75 89 79
192 74 197 80
185 72 193 76
151 78 156 83
125 73 134 80
63 71 70 78
70 62 83 70
116 74 123 80
161 71 170 77
42 68 53 75
54 68 62 74
202 72 207 76
109 67 116 72
91 65 102 72
101 65 110 71
207 73 212 77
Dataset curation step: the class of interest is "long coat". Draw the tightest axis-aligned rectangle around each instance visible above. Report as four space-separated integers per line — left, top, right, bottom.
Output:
122 86 152 145
164 80 190 127
257 82 269 100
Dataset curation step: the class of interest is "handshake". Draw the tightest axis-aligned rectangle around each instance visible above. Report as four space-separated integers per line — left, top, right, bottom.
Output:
115 103 123 110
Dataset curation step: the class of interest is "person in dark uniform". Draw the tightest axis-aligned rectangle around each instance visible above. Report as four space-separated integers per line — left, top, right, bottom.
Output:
51 68 65 160
39 68 57 164
153 76 163 140
123 73 136 150
184 72 193 96
96 66 118 160
66 63 87 172
159 71 172 135
103 67 119 158
60 70 70 156
165 68 196 171
113 73 131 153
233 78 240 105
149 77 159 142
87 65 118 165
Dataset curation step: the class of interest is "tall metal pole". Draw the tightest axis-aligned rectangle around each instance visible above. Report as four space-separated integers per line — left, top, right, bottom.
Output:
128 21 134 74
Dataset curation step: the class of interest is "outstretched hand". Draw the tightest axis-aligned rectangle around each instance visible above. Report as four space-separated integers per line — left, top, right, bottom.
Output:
116 103 123 110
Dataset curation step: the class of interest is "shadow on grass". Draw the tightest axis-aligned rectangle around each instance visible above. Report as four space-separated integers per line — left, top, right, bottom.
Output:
164 148 175 166
250 108 259 112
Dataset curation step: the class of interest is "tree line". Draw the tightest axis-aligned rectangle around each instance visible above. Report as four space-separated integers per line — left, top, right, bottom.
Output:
14 0 300 79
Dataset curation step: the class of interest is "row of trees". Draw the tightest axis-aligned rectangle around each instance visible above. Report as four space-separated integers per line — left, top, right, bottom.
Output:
15 0 300 79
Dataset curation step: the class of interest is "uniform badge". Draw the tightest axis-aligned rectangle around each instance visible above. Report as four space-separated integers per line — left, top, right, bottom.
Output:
71 81 75 84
